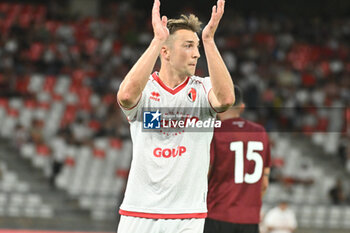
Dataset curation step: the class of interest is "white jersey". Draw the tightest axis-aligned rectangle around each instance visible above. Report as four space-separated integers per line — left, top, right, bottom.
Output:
264 207 297 233
119 72 216 219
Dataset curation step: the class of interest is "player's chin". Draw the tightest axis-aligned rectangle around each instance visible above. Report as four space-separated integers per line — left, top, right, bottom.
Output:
187 67 196 76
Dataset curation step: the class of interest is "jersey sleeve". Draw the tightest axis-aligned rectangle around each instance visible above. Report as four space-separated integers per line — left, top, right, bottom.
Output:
201 77 217 115
117 91 145 123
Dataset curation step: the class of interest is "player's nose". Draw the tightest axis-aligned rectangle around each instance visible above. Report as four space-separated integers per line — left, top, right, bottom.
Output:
193 48 200 59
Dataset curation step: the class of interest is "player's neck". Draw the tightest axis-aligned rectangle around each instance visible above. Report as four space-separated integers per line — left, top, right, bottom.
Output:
158 68 188 89
219 111 241 121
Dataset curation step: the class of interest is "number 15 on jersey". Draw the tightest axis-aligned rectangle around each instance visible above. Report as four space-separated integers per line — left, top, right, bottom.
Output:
230 141 264 184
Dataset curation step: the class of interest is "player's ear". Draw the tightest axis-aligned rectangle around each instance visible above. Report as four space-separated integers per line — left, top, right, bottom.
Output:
161 45 170 61
240 103 245 113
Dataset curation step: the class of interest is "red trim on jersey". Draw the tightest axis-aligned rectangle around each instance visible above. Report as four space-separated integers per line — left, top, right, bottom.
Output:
207 89 226 113
119 209 207 219
117 93 142 110
152 72 190 95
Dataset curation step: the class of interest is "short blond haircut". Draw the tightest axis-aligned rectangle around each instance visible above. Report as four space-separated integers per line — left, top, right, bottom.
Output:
167 14 202 34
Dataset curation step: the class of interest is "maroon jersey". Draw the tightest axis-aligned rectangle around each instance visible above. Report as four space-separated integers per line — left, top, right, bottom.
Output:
207 117 271 224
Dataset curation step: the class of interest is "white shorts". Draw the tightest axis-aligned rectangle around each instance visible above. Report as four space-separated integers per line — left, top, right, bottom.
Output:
117 215 205 233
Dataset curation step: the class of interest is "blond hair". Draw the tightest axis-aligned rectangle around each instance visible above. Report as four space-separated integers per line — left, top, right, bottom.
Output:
167 14 202 34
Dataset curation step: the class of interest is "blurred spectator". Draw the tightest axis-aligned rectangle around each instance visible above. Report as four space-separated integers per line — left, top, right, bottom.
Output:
0 72 17 97
264 199 297 233
280 157 315 193
338 137 348 165
70 117 93 146
269 163 283 183
29 119 44 144
49 131 67 188
13 124 29 147
0 161 2 181
259 211 268 233
289 159 315 186
329 178 347 205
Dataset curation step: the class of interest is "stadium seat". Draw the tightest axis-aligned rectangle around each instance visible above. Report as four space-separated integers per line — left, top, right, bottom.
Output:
54 76 71 95
9 98 23 110
8 205 21 217
1 109 19 138
9 193 25 207
342 207 350 228
21 143 36 159
26 194 42 208
313 206 327 228
28 74 45 93
39 205 54 218
328 206 342 229
0 193 6 206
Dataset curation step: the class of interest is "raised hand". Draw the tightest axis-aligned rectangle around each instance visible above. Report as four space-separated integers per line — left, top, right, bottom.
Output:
202 0 225 42
152 0 169 42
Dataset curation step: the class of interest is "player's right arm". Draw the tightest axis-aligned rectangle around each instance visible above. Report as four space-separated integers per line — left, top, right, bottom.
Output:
117 0 169 108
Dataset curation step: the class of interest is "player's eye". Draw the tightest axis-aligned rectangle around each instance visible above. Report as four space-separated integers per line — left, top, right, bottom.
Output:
184 44 192 48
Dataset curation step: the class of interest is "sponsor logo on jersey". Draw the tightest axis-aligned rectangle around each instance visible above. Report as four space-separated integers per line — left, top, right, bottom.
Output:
143 110 161 129
150 91 160 101
153 146 186 158
187 88 197 102
233 121 245 128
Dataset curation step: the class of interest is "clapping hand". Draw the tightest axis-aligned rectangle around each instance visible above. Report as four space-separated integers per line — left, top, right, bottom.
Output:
202 0 225 42
152 0 169 43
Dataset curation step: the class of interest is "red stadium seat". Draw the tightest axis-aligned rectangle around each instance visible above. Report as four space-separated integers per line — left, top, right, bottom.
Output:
93 148 106 158
36 144 50 157
85 38 99 55
24 99 37 109
38 102 50 110
113 40 122 54
72 69 86 86
15 77 30 94
89 120 101 132
45 21 60 34
316 118 329 132
110 138 123 149
19 12 33 28
7 108 19 118
28 42 44 61
51 93 63 102
60 105 77 127
43 76 57 92
0 98 8 108
65 157 76 166
116 169 129 178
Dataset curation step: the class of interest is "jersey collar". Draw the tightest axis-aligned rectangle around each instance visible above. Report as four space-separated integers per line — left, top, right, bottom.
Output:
152 72 190 95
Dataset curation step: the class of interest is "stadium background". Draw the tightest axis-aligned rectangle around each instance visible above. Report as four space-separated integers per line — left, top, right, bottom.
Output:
0 0 349 232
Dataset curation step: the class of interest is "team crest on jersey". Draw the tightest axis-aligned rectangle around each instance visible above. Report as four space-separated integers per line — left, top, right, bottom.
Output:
150 91 160 102
187 88 197 102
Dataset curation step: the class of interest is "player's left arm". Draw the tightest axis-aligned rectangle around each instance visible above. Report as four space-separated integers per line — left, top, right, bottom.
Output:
202 0 234 112
262 131 271 197
261 167 270 198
